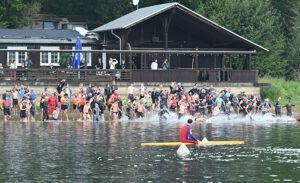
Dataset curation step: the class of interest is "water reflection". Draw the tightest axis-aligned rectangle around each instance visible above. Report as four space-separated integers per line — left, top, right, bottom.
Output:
0 120 299 182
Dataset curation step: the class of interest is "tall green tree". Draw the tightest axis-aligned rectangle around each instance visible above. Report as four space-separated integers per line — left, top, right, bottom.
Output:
197 0 287 77
286 2 300 81
0 0 27 28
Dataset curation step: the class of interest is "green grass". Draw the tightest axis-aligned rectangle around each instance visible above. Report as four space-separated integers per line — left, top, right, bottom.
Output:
259 76 300 105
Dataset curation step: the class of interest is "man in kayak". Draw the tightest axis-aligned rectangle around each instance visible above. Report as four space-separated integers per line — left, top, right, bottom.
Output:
180 119 199 144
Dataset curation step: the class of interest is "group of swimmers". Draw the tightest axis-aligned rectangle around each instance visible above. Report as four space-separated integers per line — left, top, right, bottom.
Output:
0 81 296 122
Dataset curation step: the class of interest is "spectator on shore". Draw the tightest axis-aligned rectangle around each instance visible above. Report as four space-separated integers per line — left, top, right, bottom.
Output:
10 60 17 80
151 59 158 70
86 83 92 95
162 59 169 70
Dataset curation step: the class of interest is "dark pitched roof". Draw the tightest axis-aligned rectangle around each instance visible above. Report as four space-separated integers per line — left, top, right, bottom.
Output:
0 29 83 39
93 3 268 52
93 3 175 32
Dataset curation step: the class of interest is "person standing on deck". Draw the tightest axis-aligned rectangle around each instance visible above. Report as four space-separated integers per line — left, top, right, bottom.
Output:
180 119 199 144
151 59 158 70
162 59 169 70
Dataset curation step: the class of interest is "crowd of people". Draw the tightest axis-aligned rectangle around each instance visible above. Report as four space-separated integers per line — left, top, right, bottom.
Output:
0 80 296 122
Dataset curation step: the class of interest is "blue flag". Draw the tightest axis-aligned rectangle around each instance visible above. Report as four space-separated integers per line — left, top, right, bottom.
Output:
72 37 84 69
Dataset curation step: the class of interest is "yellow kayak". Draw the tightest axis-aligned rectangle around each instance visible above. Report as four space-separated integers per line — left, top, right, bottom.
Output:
141 141 244 146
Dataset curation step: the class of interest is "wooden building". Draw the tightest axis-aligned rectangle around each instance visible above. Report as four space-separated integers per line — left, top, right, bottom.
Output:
0 29 97 68
93 3 267 72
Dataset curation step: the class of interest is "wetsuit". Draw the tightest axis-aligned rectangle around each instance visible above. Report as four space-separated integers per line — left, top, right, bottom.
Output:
284 104 295 117
274 101 282 117
232 101 239 114
180 125 198 144
240 101 247 116
159 109 169 121
42 99 49 121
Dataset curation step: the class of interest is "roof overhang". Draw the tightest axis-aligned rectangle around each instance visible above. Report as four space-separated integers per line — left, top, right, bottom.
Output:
93 3 268 52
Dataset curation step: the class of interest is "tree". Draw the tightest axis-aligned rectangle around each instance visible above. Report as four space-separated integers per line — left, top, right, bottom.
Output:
197 0 287 77
0 0 27 28
286 2 300 81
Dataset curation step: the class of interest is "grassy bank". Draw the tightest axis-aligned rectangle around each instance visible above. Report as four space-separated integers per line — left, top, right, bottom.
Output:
259 76 300 106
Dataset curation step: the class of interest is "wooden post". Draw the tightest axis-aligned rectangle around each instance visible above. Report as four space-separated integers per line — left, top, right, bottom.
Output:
254 54 257 70
161 9 175 56
195 54 199 69
249 54 252 70
238 54 243 70
222 54 225 68
129 53 133 70
140 53 144 69
213 55 217 68
229 54 232 69
164 17 168 50
84 52 87 79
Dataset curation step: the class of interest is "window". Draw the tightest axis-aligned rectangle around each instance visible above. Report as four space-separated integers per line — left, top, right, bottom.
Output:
62 24 68 30
7 46 27 66
44 21 58 30
72 47 92 66
40 46 60 66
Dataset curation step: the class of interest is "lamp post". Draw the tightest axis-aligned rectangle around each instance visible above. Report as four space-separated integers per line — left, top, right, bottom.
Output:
132 0 139 9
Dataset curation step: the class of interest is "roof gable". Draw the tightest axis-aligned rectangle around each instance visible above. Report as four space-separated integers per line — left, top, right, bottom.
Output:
93 3 268 52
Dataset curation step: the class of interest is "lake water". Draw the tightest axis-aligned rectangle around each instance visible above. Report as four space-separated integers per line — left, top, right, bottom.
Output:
0 117 299 182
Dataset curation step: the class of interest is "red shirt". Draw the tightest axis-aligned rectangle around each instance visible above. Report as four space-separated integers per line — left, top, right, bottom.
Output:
2 101 11 107
80 98 85 106
48 96 58 106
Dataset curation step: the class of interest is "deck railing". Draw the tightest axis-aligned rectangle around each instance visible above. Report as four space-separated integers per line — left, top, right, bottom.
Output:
0 68 258 83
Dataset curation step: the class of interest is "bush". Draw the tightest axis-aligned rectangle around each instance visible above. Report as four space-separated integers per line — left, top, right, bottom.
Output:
259 76 300 105
59 53 73 68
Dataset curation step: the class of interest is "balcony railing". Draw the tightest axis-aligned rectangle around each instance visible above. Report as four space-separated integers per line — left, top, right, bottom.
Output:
0 68 258 83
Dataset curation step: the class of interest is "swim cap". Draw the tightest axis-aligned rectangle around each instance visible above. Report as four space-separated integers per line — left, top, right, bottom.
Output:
187 119 193 124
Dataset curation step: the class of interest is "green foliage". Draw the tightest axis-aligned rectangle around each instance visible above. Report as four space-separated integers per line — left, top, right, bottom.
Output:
59 53 73 68
0 0 299 80
286 2 300 81
0 0 27 28
197 0 287 77
259 76 300 105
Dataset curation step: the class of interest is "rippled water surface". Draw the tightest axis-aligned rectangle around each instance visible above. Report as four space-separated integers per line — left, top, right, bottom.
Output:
0 119 299 182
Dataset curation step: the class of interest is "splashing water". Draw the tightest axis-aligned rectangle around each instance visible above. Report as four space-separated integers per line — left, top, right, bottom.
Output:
118 111 296 124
